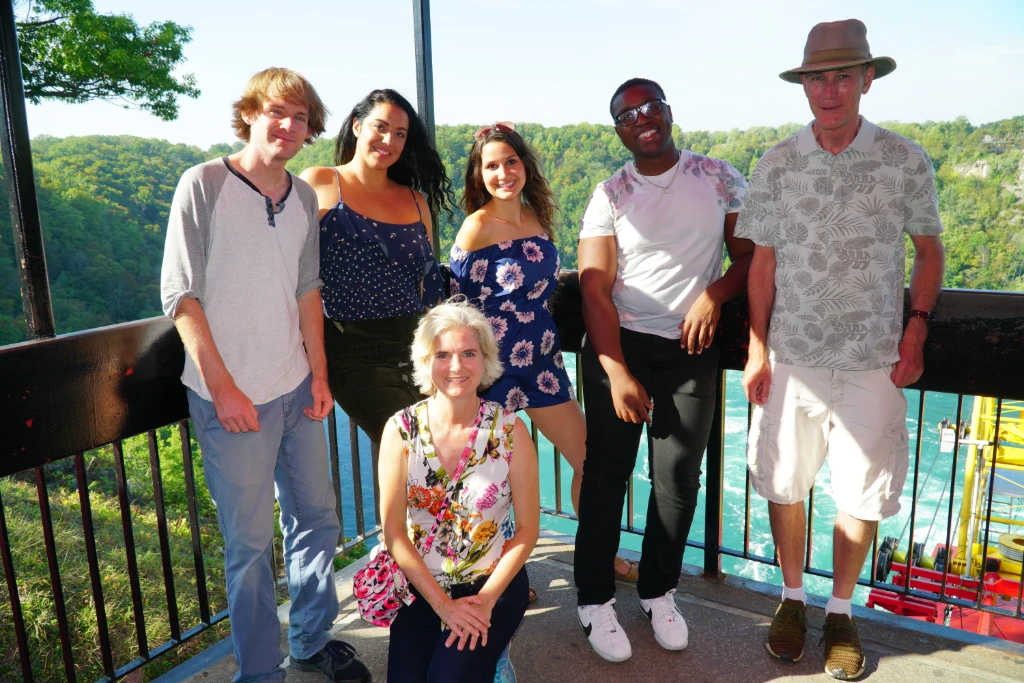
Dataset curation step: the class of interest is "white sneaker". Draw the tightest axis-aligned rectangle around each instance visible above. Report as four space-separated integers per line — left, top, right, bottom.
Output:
578 599 632 662
639 589 688 651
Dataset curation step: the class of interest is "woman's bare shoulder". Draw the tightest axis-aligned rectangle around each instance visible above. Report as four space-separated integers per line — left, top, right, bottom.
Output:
455 210 494 251
298 165 339 189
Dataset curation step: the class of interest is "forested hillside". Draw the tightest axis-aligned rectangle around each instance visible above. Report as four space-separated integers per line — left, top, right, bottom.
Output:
1 117 1022 345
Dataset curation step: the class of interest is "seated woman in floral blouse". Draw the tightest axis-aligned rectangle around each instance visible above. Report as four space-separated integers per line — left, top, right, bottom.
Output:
378 299 539 682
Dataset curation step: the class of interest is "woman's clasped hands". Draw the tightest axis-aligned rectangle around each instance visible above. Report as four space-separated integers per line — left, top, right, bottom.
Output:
438 594 493 651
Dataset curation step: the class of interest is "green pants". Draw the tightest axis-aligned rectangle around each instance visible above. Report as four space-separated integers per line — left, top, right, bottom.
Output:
323 314 425 445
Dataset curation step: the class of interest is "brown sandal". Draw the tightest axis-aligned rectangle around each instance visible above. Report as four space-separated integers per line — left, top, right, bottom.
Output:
613 555 640 582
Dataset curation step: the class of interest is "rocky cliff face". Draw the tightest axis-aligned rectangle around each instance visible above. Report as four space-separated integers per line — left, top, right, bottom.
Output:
953 160 990 178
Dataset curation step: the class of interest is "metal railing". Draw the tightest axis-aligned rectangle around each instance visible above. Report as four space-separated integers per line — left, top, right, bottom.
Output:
3 279 1024 681
534 277 1024 635
0 411 380 682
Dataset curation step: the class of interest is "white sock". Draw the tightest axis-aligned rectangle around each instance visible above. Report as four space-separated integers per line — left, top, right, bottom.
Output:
826 594 853 617
781 584 806 604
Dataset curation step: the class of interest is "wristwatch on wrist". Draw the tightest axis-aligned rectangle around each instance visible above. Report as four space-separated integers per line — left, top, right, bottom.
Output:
909 309 934 322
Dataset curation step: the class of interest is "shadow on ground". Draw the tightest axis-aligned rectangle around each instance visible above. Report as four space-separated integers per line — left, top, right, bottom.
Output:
169 533 1024 682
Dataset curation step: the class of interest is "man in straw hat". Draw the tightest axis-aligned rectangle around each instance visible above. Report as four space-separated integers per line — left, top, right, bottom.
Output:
736 19 945 680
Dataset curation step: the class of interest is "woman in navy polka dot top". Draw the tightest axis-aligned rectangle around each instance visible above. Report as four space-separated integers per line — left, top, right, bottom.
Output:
301 89 453 445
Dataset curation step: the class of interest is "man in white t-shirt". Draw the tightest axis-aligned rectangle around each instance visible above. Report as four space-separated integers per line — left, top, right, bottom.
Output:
574 78 753 663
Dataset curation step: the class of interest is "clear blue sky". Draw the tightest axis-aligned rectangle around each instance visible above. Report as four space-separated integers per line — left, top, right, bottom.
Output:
22 0 1024 149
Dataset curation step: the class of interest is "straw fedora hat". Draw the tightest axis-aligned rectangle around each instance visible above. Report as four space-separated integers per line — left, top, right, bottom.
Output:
780 19 896 84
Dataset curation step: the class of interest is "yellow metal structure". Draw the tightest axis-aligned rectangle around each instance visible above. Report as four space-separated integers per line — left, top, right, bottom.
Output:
951 398 1024 578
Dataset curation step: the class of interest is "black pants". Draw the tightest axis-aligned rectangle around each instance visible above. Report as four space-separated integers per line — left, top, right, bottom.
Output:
387 567 529 683
575 328 719 605
323 315 424 445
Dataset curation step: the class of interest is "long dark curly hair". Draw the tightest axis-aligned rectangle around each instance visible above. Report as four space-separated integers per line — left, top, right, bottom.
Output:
334 89 454 224
461 127 558 241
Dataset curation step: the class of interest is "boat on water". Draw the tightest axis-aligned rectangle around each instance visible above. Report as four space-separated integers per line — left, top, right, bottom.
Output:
867 397 1024 643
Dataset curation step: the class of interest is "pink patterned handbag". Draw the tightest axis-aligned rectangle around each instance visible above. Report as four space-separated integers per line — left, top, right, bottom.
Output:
351 542 418 627
352 402 485 627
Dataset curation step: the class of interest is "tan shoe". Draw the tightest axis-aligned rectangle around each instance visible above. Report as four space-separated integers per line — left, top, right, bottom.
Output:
613 556 639 582
821 613 866 680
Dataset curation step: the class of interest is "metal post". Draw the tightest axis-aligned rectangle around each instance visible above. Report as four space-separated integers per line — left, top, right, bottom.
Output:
412 0 435 143
0 0 55 338
703 370 727 577
411 0 440 257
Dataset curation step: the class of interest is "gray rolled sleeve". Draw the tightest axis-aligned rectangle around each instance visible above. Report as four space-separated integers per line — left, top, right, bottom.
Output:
294 180 323 299
161 167 214 318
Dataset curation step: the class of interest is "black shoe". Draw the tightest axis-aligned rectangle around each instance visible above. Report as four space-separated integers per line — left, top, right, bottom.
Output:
291 640 372 682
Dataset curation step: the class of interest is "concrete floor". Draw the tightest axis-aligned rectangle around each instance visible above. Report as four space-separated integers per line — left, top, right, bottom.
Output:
161 532 1024 683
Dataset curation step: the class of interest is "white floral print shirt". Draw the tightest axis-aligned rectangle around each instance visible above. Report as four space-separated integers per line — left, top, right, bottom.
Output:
393 399 518 592
735 118 943 370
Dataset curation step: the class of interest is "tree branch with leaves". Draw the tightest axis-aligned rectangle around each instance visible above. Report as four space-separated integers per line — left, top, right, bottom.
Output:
14 0 199 121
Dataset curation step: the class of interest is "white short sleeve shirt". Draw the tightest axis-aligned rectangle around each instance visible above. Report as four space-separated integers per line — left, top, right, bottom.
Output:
579 150 747 339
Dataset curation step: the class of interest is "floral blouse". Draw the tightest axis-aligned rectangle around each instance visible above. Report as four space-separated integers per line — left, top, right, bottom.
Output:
392 398 517 591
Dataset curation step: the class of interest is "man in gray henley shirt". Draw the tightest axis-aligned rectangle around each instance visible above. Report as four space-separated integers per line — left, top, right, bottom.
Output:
160 68 370 683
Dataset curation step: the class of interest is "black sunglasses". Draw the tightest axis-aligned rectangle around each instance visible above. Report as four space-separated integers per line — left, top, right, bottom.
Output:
614 99 668 127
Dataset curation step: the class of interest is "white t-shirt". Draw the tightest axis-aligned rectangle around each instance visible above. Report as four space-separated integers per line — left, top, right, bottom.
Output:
579 150 747 339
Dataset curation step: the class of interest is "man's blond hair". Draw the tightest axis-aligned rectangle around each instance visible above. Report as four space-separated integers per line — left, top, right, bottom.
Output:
231 67 327 142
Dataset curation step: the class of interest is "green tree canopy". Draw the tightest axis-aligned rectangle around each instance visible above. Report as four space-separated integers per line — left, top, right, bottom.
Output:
14 0 199 120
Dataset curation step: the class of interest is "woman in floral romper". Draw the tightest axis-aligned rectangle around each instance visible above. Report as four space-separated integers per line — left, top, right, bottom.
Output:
378 300 539 681
450 124 638 584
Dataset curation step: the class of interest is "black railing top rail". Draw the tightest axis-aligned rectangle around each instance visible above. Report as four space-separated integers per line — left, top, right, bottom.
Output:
3 275 1024 477
1 317 187 477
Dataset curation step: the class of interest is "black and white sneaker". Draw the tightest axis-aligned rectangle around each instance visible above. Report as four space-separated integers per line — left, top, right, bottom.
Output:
578 598 632 662
291 640 371 682
639 589 688 651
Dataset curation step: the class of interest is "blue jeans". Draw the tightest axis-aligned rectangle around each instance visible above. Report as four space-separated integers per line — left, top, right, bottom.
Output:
188 373 341 683
387 567 529 683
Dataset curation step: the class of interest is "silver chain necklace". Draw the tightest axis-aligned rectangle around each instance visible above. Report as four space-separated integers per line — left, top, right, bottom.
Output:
635 159 680 194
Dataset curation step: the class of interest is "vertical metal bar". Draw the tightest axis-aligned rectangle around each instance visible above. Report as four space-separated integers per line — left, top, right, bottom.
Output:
371 441 382 526
327 407 345 542
0 0 55 338
411 0 435 141
939 395 964 601
35 467 77 682
902 391 926 595
553 447 563 516
1016 530 1024 618
113 440 149 656
178 421 210 624
575 353 583 406
627 458 635 531
805 486 815 573
0 487 34 682
350 420 365 537
74 454 115 678
148 431 181 641
743 402 753 557
411 0 437 255
703 370 726 577
977 398 1002 609
870 530 878 588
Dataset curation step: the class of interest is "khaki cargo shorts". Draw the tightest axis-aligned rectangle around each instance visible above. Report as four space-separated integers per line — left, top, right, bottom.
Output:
747 360 910 521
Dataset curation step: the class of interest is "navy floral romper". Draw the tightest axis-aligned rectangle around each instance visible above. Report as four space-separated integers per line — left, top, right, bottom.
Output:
449 233 573 412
